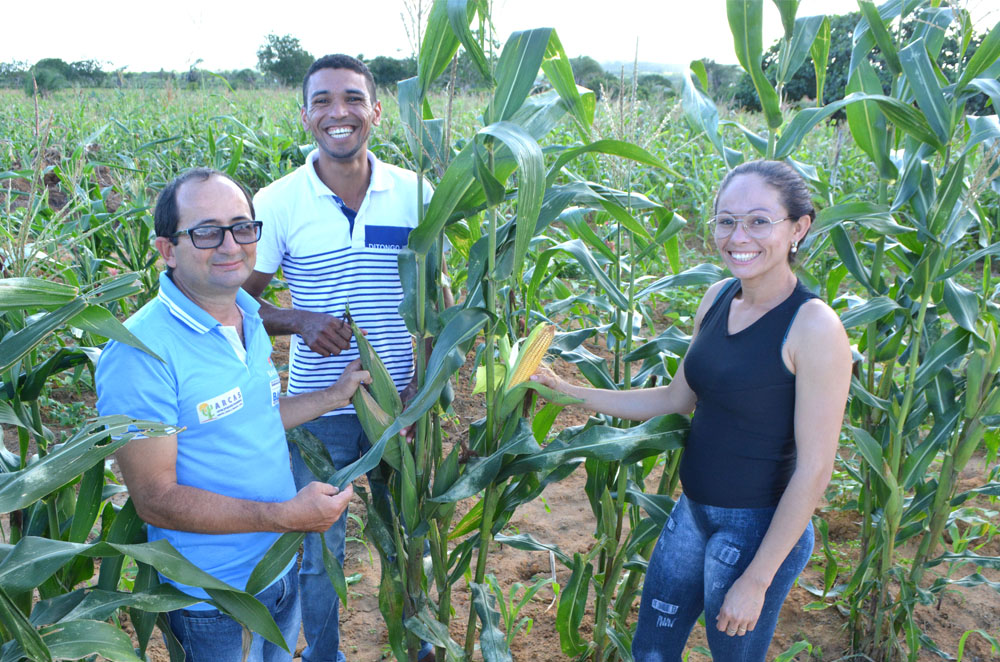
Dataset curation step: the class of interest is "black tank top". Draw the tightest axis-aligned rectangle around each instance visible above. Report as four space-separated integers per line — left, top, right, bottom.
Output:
680 278 817 508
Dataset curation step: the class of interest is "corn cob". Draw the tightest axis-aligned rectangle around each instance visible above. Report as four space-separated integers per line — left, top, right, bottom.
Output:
347 307 403 416
353 386 401 471
965 350 986 419
507 323 555 388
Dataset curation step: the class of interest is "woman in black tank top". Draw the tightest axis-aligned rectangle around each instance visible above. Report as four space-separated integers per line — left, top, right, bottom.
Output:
533 161 852 661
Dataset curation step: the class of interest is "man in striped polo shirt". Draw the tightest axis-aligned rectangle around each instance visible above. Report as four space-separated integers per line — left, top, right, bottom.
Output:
243 54 439 662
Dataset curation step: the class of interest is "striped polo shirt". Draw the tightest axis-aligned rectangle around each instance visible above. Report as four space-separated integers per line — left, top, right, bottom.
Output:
253 150 432 414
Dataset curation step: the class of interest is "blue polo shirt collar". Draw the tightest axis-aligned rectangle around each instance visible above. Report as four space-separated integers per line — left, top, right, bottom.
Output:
156 271 260 335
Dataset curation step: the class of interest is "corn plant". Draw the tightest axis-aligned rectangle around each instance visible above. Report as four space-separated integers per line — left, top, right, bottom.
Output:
0 125 330 661
684 1 1000 659
297 2 699 660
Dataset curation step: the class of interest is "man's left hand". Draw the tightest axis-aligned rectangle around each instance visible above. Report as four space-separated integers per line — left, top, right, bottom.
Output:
325 359 370 409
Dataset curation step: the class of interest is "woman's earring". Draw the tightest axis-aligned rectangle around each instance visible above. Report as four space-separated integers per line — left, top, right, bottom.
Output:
790 240 799 254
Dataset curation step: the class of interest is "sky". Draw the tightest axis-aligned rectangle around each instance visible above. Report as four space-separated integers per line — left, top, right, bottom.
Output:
1 0 996 74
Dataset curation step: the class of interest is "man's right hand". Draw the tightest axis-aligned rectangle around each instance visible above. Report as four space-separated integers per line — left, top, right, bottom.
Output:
298 311 353 357
281 481 354 532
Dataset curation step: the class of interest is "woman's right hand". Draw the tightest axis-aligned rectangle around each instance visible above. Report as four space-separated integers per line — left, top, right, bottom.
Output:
531 364 566 392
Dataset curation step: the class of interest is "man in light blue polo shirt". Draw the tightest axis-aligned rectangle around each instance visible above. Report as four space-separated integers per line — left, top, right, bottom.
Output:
96 168 370 662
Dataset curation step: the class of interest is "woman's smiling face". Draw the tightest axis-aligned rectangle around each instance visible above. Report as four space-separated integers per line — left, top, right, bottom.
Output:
714 173 801 280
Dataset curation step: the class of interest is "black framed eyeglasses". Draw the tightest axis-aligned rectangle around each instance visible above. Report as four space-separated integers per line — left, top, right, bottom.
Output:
708 214 794 239
171 221 263 249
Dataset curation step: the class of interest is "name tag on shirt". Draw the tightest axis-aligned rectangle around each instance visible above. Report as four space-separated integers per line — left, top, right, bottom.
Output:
270 377 281 406
197 387 244 424
267 357 281 406
365 225 411 251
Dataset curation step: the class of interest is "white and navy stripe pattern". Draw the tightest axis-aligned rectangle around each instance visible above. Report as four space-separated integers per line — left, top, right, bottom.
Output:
283 245 413 398
254 150 432 416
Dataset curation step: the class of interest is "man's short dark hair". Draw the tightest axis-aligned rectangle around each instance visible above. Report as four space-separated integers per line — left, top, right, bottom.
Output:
302 54 377 106
154 168 255 242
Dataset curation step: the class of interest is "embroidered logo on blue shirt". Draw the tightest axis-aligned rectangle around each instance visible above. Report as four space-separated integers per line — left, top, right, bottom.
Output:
365 225 411 251
197 387 244 423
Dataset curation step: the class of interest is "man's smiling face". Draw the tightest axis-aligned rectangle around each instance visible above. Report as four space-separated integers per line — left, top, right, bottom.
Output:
301 67 382 163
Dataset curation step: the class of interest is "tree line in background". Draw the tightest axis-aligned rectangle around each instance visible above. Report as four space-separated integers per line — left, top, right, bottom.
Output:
2 10 994 115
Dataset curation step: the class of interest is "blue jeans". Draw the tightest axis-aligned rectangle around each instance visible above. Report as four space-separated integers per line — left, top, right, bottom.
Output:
631 494 814 662
166 569 300 662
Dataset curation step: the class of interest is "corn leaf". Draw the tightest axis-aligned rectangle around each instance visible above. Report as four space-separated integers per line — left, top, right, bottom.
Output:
844 60 894 179
479 122 544 284
0 586 51 662
777 15 825 86
774 97 852 159
320 536 348 607
899 38 951 145
774 0 800 40
501 415 688 477
840 297 901 329
429 419 539 503
682 71 742 166
0 277 76 310
470 581 513 662
494 533 571 566
830 225 874 292
937 241 1000 280
418 0 464 98
0 416 172 514
348 310 403 416
69 305 161 361
447 0 492 83
961 115 1000 158
942 278 979 332
67 461 106 544
45 586 196 624
636 263 725 301
857 1 901 75
0 620 142 662
405 605 466 659
286 426 337 483
545 140 667 188
0 299 85 374
913 328 972 389
409 144 477 256
488 29 551 125
540 31 595 139
398 77 446 172
928 154 967 241
810 16 831 104
245 532 304 596
728 0 782 129
957 19 1000 89
555 554 592 656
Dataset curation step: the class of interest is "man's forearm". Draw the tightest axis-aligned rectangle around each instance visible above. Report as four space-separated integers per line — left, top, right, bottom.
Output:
255 297 302 336
133 483 289 534
279 388 351 430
